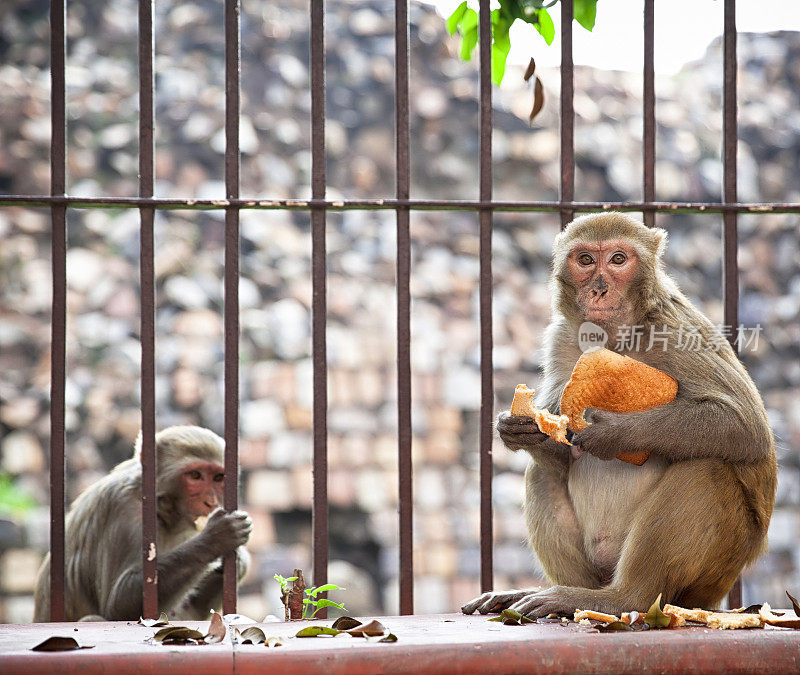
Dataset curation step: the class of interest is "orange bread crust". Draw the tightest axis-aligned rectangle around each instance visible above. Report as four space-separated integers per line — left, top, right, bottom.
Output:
510 384 570 445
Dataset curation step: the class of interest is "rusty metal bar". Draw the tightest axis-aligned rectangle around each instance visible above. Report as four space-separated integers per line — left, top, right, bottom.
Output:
138 0 158 620
395 0 413 616
643 0 655 228
3 195 800 214
222 0 241 615
48 0 67 623
478 0 493 594
723 0 742 610
310 0 329 608
560 0 574 227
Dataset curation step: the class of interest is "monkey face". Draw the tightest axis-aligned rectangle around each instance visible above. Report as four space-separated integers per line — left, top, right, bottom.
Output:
179 461 225 520
567 240 640 325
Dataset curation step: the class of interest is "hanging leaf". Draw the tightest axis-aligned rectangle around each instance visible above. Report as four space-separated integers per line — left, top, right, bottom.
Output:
204 611 226 644
295 625 342 638
529 76 545 121
237 626 266 644
574 0 598 32
331 616 363 631
523 58 536 82
491 25 511 85
139 612 169 627
446 1 468 35
533 8 555 46
643 594 671 629
31 636 94 651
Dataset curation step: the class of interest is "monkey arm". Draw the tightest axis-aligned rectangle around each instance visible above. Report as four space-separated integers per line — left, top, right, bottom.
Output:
496 412 571 474
573 395 772 464
182 547 250 619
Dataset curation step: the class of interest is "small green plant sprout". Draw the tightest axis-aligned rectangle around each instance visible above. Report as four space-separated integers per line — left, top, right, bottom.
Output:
274 572 347 619
273 573 297 595
302 584 346 619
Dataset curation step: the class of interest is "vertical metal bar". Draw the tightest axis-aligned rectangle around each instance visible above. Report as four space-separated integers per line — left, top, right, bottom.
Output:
395 0 413 615
310 0 329 610
223 0 241 615
643 0 655 228
48 0 67 623
478 0 493 594
138 0 158 620
723 0 742 610
560 0 574 227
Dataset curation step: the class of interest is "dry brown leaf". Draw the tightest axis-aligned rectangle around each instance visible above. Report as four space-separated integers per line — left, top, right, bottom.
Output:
31 636 94 651
523 58 536 82
237 626 266 644
139 612 169 627
345 619 387 637
530 77 545 122
204 611 226 644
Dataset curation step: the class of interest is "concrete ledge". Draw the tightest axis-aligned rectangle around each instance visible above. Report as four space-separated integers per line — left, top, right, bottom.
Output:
1 613 798 674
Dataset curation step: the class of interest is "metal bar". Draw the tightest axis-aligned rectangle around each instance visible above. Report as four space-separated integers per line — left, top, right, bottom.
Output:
48 0 67 623
138 0 158 620
643 0 655 228
395 0 413 616
6 195 799 214
310 0 329 611
560 0 574 227
222 0 241 615
478 0 493 595
723 0 742 611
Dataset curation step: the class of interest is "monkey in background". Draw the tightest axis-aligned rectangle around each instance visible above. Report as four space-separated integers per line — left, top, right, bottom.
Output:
463 212 776 617
34 425 252 622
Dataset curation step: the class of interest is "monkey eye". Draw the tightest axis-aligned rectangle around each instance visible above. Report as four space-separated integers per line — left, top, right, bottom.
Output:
610 252 627 264
213 473 224 483
187 469 202 480
577 253 594 266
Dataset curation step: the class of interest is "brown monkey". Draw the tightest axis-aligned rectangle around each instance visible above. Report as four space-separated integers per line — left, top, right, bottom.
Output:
462 212 776 617
34 425 252 622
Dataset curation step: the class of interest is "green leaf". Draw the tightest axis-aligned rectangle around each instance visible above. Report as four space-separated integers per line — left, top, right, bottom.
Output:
311 599 347 616
598 620 633 632
308 583 344 597
295 625 342 638
534 8 555 45
574 0 597 32
460 26 478 61
491 33 511 85
643 593 671 629
447 1 469 35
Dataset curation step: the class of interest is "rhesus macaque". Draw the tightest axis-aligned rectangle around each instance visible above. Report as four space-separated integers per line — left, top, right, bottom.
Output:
463 213 776 618
34 426 252 622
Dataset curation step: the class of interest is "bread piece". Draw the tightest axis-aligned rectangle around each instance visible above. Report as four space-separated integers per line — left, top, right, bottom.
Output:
663 604 763 629
510 384 570 444
574 609 619 623
559 348 678 465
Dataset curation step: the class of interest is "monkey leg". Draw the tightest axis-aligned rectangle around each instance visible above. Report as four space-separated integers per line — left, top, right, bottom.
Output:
462 462 600 616
510 459 761 617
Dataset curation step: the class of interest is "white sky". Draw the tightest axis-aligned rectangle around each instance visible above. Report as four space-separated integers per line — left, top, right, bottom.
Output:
430 0 800 75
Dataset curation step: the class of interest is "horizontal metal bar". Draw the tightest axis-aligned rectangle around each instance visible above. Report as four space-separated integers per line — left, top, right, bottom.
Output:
3 195 800 214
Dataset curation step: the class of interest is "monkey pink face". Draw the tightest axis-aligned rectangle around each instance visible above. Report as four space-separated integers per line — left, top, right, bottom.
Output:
180 461 225 520
567 240 639 324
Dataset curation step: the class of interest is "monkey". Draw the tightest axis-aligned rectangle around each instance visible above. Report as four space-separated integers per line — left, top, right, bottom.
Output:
34 425 253 622
462 212 776 618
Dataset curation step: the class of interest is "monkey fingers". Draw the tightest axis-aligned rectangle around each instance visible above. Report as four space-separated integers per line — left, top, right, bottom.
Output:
571 409 626 461
461 589 532 615
509 586 580 619
497 412 549 450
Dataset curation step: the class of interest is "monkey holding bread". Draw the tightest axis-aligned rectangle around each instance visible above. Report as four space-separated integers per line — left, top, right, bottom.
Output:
462 212 776 618
34 426 252 622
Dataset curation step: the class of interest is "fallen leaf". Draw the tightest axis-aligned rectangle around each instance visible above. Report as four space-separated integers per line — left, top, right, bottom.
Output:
139 612 169 627
266 636 284 647
378 633 398 643
204 611 226 644
734 604 766 615
331 616 363 631
644 594 671 629
345 620 387 637
598 621 632 632
759 603 800 628
237 626 266 644
153 626 205 643
295 625 342 638
786 591 800 617
31 636 94 651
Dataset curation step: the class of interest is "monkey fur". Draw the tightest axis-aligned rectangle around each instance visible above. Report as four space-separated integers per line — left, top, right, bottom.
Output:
462 212 776 618
34 425 252 622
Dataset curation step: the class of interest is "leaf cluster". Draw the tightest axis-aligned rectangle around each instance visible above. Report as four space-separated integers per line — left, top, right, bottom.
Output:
273 573 346 619
446 0 597 84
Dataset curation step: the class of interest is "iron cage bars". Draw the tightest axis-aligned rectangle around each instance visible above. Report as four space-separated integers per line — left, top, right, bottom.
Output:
27 0 788 619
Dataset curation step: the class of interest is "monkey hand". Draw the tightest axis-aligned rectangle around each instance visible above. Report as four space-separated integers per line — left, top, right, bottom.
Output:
571 409 632 461
200 508 253 558
496 411 550 451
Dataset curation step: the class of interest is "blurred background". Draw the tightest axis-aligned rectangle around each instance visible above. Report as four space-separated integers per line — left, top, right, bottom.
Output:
0 0 799 623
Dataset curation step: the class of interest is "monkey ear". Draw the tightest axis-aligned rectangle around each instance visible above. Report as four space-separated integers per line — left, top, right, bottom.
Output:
652 228 668 258
134 430 143 462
